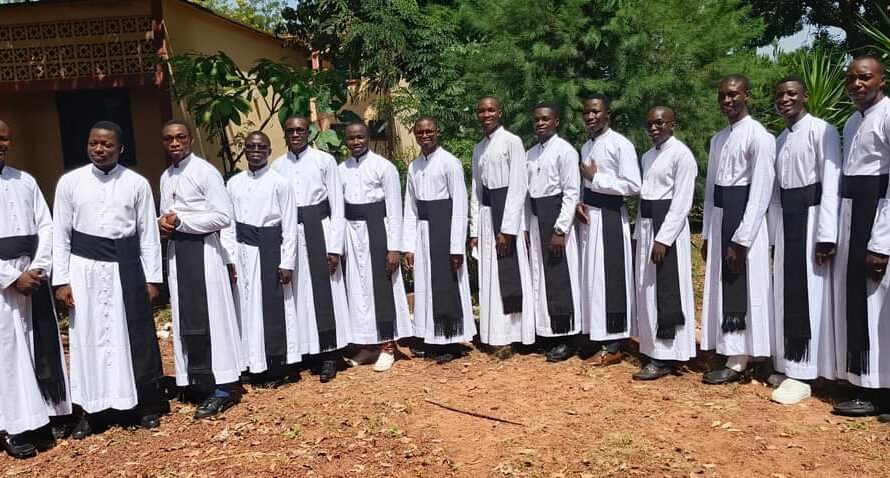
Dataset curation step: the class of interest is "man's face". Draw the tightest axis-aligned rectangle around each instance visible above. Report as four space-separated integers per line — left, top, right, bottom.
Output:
774 81 808 121
413 119 439 154
162 124 192 162
533 107 559 143
583 99 609 137
87 128 122 170
718 80 750 122
285 117 310 152
476 98 502 135
244 134 270 168
0 122 10 163
845 58 886 109
345 125 370 158
647 108 675 146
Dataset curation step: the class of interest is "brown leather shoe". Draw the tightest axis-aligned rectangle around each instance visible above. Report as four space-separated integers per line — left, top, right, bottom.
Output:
587 349 621 366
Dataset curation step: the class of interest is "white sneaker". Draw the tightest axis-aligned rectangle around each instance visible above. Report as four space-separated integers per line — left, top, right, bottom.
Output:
347 348 378 367
373 352 395 372
770 378 811 405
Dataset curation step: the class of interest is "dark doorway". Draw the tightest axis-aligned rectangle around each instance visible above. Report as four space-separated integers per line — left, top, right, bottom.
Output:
56 88 137 170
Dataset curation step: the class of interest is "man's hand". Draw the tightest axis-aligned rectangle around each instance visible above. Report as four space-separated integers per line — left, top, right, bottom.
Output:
227 263 238 284
496 233 514 257
450 254 463 272
651 241 668 265
575 203 589 225
385 251 400 276
327 254 340 275
146 283 160 303
866 251 889 282
404 253 414 271
815 242 836 266
55 285 75 308
467 237 478 252
158 212 177 238
580 160 597 180
14 269 42 296
549 233 566 258
701 239 708 262
724 242 748 275
278 269 293 284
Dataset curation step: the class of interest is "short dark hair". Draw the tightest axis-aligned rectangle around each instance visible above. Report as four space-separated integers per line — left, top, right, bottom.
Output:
532 101 561 118
586 93 611 110
851 55 886 75
284 114 309 125
246 130 270 144
721 74 750 91
91 120 124 142
777 75 808 93
478 96 500 108
162 119 192 136
414 115 439 130
345 121 369 134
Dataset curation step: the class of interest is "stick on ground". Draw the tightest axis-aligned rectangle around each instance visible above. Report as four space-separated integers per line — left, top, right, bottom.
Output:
424 398 525 426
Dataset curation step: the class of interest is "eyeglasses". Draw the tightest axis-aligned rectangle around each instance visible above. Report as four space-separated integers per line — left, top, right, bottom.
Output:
285 127 308 135
162 134 190 143
244 144 270 152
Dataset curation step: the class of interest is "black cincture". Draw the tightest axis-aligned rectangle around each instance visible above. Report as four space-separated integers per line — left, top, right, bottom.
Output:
344 200 397 342
640 199 685 339
416 198 464 338
583 189 629 334
169 230 215 386
530 194 574 333
298 199 339 352
0 234 67 405
70 230 166 396
481 186 523 314
235 222 288 370
713 184 751 333
841 174 889 375
779 182 822 362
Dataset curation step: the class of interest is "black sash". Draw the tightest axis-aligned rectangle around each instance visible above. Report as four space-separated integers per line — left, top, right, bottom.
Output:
780 182 822 362
235 222 288 369
169 231 214 386
298 199 338 351
640 199 685 339
841 174 889 375
530 194 574 333
0 235 67 405
583 189 628 334
713 185 750 333
70 230 165 397
345 200 396 341
416 198 464 338
481 186 523 314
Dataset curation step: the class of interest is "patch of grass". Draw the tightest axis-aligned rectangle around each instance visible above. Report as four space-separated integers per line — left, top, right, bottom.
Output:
282 425 302 439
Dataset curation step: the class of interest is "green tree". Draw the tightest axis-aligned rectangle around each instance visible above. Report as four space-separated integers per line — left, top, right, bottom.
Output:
745 0 889 50
191 0 286 33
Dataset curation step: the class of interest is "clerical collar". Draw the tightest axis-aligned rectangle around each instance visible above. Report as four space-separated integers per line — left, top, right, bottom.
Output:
860 96 889 118
172 153 193 169
291 146 310 160
729 115 752 131
786 113 811 133
655 135 675 151
248 163 269 177
422 146 440 161
538 134 558 150
92 163 120 176
591 127 610 142
486 126 504 140
352 150 370 163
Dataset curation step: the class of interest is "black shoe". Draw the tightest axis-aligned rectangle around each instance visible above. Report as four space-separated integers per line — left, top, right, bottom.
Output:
194 396 238 419
2 433 37 459
545 343 576 362
833 398 880 417
49 422 69 440
140 413 161 429
633 362 672 381
877 413 890 423
319 360 338 383
71 415 93 440
490 345 514 360
703 367 744 385
410 346 427 359
254 378 287 389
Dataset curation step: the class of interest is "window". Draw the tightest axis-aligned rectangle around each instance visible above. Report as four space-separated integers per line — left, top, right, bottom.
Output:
56 88 137 170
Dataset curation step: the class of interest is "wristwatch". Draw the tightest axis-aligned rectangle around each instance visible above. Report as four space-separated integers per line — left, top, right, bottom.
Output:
553 227 566 237
173 217 182 229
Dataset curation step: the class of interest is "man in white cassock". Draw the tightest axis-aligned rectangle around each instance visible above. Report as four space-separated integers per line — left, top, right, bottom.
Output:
830 56 890 419
0 119 70 458
701 75 775 384
468 97 534 359
53 121 163 439
158 120 244 418
632 107 697 381
223 131 300 388
525 103 582 363
576 94 640 366
271 115 351 383
767 77 840 405
403 116 475 364
339 122 411 372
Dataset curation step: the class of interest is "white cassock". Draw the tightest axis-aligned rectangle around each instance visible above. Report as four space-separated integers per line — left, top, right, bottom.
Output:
769 114 840 380
403 147 475 344
0 166 70 434
53 164 160 412
271 147 351 354
525 135 582 337
339 151 412 344
835 97 890 389
469 126 535 346
701 116 775 358
223 165 301 373
633 137 697 362
578 129 640 341
160 154 243 387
